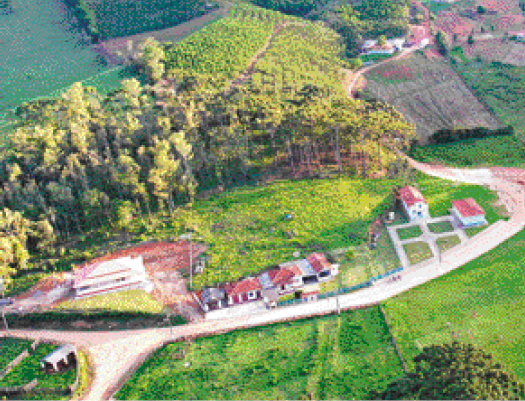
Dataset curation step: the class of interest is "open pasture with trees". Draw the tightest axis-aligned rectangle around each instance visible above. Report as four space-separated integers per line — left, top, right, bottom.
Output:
364 53 502 143
116 305 404 400
383 226 525 380
453 59 525 139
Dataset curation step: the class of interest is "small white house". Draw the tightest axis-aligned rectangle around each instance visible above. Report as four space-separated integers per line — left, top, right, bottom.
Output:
361 37 406 54
71 256 154 299
397 186 430 221
452 198 487 228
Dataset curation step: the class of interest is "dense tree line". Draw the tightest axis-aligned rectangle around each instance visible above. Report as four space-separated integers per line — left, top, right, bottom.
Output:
372 342 525 400
0 36 414 285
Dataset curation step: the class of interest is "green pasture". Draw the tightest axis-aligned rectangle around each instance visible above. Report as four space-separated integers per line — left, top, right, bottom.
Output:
427 220 454 233
115 305 405 400
396 225 423 240
410 135 525 168
0 343 76 389
464 225 487 237
384 226 525 379
403 241 433 265
435 234 461 252
54 290 164 313
454 60 525 140
0 337 32 369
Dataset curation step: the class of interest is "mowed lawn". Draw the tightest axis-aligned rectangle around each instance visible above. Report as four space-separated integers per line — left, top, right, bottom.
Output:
116 306 404 400
384 227 525 379
54 290 164 313
187 175 503 289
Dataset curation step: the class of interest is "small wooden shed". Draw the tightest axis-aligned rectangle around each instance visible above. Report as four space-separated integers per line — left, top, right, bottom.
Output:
40 344 77 373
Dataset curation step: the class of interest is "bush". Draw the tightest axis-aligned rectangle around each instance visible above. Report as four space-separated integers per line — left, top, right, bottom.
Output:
430 125 515 144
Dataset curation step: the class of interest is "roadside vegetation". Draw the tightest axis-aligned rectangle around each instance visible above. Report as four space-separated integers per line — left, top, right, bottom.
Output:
384 226 525 380
115 305 404 400
396 225 423 240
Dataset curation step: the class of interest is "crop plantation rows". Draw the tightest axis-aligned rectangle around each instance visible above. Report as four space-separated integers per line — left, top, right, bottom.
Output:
363 53 501 142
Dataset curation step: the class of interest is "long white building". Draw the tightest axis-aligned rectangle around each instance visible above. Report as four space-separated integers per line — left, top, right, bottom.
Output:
71 256 153 299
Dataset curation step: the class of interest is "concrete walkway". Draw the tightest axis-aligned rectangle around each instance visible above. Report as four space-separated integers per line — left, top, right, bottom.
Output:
387 215 470 269
3 155 525 401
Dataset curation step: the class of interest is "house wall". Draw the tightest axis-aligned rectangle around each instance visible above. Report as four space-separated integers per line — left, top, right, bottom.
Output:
403 200 429 220
452 207 487 227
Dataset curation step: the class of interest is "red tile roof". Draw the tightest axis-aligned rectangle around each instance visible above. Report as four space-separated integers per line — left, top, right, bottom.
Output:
398 186 426 207
267 269 295 286
452 198 485 218
306 253 331 273
284 264 302 277
224 277 262 297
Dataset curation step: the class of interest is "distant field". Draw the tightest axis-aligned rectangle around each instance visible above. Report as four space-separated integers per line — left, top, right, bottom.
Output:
116 306 405 400
454 60 525 139
409 135 525 168
384 227 525 380
364 53 501 143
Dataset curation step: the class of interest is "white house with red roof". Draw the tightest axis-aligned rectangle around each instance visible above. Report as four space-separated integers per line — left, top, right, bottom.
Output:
397 185 430 221
71 256 153 299
279 252 339 286
224 276 263 306
451 198 487 228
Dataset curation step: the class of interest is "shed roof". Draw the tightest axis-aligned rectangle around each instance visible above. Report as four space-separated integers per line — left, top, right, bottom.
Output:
306 253 331 273
452 198 485 218
398 186 426 207
201 287 225 304
41 344 77 365
267 268 295 286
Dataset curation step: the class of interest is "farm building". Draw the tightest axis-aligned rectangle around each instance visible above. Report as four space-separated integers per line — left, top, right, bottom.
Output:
71 256 154 299
360 37 406 55
40 344 77 373
279 252 339 286
451 198 487 228
224 277 263 306
396 186 430 221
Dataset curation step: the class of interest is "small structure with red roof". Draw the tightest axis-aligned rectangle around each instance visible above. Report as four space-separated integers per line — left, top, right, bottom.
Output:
451 198 487 228
396 185 430 221
224 276 263 306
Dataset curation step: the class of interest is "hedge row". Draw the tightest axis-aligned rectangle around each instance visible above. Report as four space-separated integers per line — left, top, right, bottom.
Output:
60 0 100 42
430 125 515 144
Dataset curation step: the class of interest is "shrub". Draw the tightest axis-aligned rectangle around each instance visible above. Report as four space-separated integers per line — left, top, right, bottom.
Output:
430 125 514 144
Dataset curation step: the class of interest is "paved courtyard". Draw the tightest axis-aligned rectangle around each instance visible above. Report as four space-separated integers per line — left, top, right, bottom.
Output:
387 215 470 268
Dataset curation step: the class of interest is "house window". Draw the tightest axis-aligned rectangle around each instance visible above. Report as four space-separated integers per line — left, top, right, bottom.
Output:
319 270 330 278
228 296 234 305
247 291 257 300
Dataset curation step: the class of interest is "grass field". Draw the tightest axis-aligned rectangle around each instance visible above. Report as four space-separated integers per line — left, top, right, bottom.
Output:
116 306 405 400
0 337 32 369
427 220 454 233
54 290 164 313
409 135 525 167
436 234 461 252
384 226 525 379
454 60 525 140
0 342 76 389
361 53 395 63
403 241 433 265
396 225 423 240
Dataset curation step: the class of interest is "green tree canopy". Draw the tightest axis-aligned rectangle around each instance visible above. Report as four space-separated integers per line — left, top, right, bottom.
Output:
372 341 525 400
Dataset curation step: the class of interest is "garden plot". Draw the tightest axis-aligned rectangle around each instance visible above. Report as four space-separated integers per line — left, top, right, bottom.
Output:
365 54 501 143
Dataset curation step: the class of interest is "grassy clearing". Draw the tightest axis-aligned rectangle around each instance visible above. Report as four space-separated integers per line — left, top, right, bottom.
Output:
464 225 488 237
361 52 395 63
427 220 454 233
54 290 164 313
4 272 49 298
396 225 423 240
436 234 461 252
115 305 404 400
384 227 525 379
410 135 525 168
403 241 433 265
0 337 32 369
0 343 76 389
